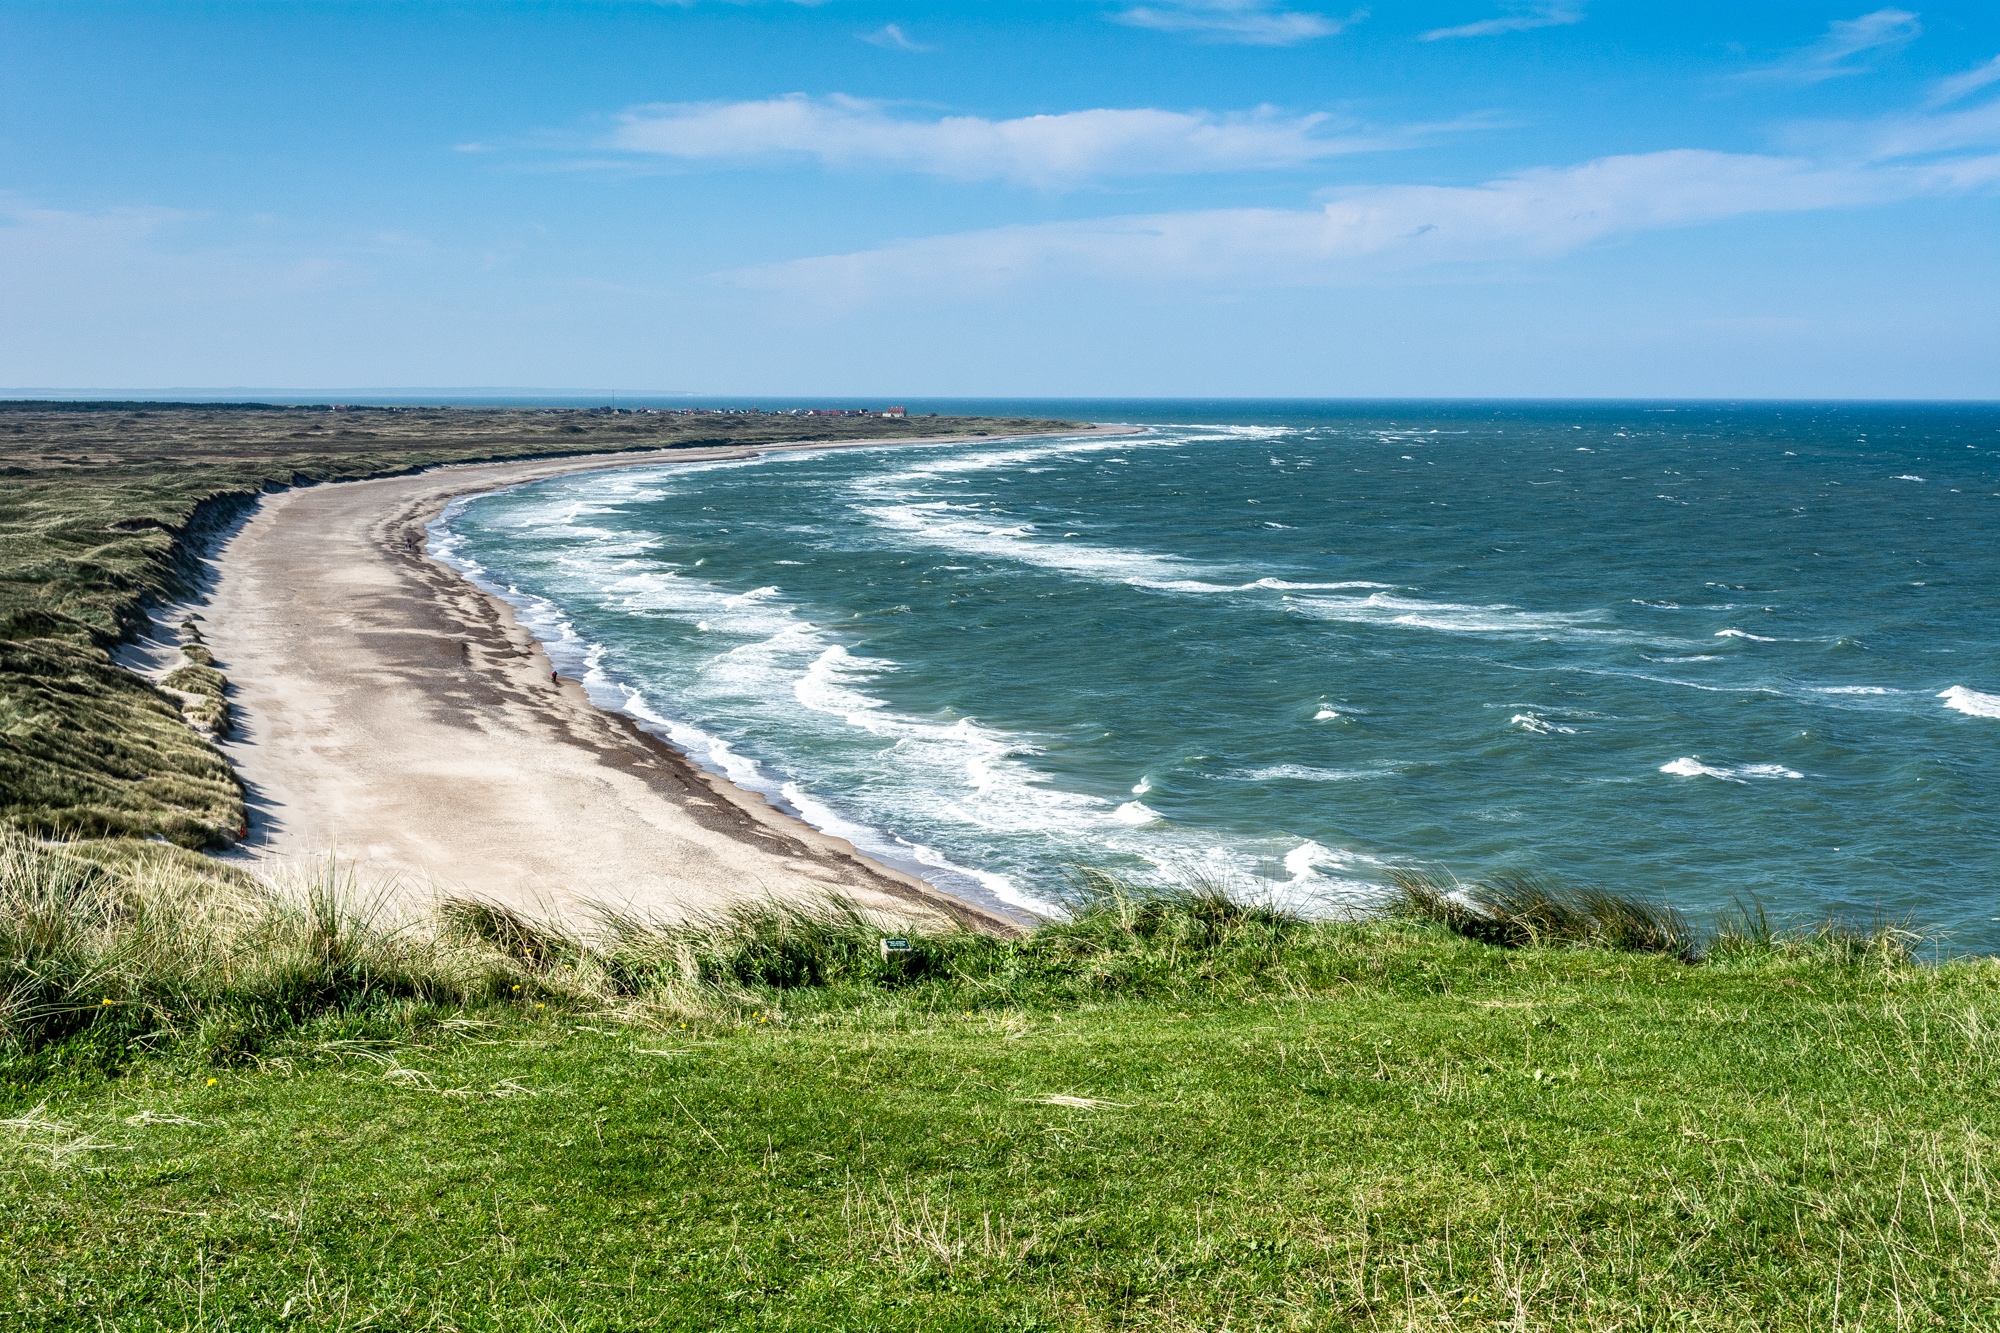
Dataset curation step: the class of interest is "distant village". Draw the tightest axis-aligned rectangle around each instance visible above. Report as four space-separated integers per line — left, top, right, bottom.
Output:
322 405 925 417
553 406 921 418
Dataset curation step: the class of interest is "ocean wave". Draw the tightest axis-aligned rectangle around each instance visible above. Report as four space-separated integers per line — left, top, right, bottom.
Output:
1714 629 1779 641
1238 764 1389 782
1286 590 1603 636
1113 801 1164 825
1812 685 1900 695
1659 757 1803 783
1939 686 2000 718
1509 713 1578 735
862 501 1216 589
776 781 1042 914
1279 840 1390 898
1252 578 1395 591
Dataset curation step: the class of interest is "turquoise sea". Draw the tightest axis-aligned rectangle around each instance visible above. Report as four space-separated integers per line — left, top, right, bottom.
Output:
434 401 2000 946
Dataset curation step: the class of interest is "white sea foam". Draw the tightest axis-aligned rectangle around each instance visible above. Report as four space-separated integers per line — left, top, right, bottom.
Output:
1660 757 1803 783
1239 765 1387 782
1939 686 2000 718
1715 629 1779 641
1278 840 1389 899
1113 801 1164 825
1812 686 1899 695
1286 590 1603 637
1509 713 1577 735
777 781 1032 910
1312 707 1340 720
1253 578 1394 591
1894 475 1925 481
862 499 1216 589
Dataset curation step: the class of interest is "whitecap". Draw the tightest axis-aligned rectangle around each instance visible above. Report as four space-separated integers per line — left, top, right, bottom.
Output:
1715 629 1778 641
1279 840 1390 897
1509 713 1577 735
1238 765 1387 782
1894 475 1925 482
1660 757 1803 783
1812 686 1898 695
1113 801 1164 825
1312 707 1340 720
1287 590 1602 636
1939 686 2000 718
1253 578 1394 591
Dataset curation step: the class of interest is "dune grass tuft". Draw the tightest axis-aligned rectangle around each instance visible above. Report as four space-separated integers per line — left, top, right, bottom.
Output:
1388 864 1701 960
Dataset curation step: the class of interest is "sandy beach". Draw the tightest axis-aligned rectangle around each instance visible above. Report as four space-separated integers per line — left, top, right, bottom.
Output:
182 425 1137 934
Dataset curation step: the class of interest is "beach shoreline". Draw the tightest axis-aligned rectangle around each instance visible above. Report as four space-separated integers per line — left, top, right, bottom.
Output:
188 423 1139 934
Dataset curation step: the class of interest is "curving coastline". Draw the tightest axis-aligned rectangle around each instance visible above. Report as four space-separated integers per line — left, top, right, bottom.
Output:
196 425 1138 934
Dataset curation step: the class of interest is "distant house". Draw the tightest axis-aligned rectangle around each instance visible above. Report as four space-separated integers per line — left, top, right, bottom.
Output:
883 406 908 417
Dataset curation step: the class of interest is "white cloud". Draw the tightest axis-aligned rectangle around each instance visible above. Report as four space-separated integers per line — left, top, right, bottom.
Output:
608 94 1486 185
1420 3 1585 41
1112 1 1361 46
1789 96 2000 161
1741 8 1921 84
1929 54 2000 107
859 23 929 52
726 141 2000 301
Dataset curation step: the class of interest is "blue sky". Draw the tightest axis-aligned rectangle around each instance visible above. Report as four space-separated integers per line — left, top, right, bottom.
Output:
4 1 1998 397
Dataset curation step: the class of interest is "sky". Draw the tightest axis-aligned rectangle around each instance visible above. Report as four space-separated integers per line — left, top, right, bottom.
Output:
3 1 1999 398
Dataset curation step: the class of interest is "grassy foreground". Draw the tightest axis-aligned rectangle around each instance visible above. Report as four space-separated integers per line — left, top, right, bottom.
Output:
4 838 1998 1330
0 403 1079 847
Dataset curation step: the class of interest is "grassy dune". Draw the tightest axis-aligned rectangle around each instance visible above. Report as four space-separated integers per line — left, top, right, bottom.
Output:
3 835 1997 1331
0 403 1077 847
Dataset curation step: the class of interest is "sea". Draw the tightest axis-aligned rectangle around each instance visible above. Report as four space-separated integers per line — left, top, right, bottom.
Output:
430 399 2000 949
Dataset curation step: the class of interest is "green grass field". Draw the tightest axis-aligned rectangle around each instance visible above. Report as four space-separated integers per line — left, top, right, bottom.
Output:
3 837 1996 1331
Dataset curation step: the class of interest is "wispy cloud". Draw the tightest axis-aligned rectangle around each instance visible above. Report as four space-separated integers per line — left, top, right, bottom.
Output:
1929 54 2000 107
859 23 929 52
1785 95 2000 161
607 94 1489 186
1740 8 1921 85
1111 0 1363 46
1420 2 1585 41
724 97 2000 301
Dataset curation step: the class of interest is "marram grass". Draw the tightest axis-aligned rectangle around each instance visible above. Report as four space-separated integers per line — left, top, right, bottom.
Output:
4 836 2000 1330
